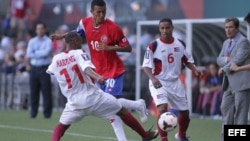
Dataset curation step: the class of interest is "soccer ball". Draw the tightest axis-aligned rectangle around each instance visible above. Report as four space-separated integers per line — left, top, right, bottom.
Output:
158 112 178 132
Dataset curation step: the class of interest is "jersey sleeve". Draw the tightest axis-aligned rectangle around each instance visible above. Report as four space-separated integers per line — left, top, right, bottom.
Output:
142 44 155 69
46 57 56 75
76 19 86 37
112 24 130 47
182 47 194 64
74 50 95 72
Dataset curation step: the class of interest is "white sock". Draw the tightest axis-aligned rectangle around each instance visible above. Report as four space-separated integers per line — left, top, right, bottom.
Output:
109 115 127 141
118 98 142 111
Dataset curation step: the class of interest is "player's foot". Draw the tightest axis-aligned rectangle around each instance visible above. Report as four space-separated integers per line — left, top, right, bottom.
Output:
137 99 148 123
142 128 159 141
175 133 190 141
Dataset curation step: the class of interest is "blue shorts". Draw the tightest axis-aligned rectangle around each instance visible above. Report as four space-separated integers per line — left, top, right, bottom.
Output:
96 74 124 97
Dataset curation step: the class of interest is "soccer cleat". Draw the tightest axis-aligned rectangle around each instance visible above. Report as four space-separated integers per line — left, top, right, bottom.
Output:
137 99 148 123
142 128 159 141
175 133 190 141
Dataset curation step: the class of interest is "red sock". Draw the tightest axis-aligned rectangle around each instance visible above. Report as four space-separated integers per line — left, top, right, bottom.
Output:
52 123 70 141
157 114 168 141
178 112 190 138
120 112 148 137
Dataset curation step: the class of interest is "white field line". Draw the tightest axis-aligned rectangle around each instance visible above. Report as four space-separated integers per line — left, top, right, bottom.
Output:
0 124 138 141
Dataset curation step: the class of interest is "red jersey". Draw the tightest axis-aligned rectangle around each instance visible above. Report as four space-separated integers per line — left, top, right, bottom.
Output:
9 0 29 18
77 17 130 78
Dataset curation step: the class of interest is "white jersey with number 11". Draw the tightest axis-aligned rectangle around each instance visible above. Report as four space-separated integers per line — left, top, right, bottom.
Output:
46 49 102 109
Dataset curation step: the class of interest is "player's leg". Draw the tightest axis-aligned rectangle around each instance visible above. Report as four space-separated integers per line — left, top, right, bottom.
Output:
104 74 148 123
109 115 127 141
109 113 127 140
117 107 159 140
167 81 190 141
52 123 70 141
118 98 148 123
149 83 169 141
52 106 86 141
94 91 158 141
95 75 130 140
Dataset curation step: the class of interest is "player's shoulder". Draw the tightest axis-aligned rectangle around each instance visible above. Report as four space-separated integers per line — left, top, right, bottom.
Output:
175 38 186 48
148 39 159 52
105 19 120 28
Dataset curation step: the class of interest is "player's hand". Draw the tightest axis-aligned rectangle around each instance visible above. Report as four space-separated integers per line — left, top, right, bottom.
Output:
96 43 109 51
151 77 162 89
194 69 203 79
97 77 106 85
50 34 64 41
230 63 239 71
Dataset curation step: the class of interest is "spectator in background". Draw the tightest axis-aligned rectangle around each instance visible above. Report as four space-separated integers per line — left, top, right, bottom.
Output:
196 63 223 117
140 29 152 50
7 0 31 41
118 25 136 65
26 22 53 118
1 54 16 109
217 17 250 141
0 31 13 55
14 41 27 60
14 41 29 110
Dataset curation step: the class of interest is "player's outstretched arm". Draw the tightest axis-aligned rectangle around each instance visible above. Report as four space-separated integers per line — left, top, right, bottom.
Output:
50 32 68 40
143 67 162 89
84 67 105 85
97 43 132 52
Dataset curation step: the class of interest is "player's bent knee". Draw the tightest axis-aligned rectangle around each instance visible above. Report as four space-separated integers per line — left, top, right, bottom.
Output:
157 104 168 114
116 107 128 117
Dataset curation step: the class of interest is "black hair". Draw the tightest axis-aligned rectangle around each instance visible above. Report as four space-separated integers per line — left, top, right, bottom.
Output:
159 17 173 26
91 0 106 9
225 17 240 28
65 31 79 43
35 21 47 29
244 12 250 24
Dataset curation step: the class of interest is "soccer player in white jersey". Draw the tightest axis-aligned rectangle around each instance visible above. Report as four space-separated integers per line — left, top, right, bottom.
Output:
142 17 202 141
47 31 158 141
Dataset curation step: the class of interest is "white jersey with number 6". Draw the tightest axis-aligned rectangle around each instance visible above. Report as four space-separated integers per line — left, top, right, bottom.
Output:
142 38 194 81
46 49 102 109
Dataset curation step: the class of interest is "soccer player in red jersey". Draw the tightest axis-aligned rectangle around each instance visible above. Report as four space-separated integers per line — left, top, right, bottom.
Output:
48 31 158 141
142 18 202 141
50 0 148 140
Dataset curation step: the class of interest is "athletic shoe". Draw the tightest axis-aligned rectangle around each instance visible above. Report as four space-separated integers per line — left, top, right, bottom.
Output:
137 99 148 123
142 128 159 141
175 133 190 141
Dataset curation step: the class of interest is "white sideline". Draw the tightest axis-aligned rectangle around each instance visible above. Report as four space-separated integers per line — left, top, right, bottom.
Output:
0 124 138 141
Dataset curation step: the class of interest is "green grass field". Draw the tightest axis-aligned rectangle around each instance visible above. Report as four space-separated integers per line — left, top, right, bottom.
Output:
0 110 222 141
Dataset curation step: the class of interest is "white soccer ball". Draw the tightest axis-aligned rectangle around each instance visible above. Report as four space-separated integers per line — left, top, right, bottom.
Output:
158 112 178 132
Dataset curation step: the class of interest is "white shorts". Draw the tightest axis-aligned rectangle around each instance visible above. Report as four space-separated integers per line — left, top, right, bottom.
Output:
149 79 189 111
59 92 122 125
